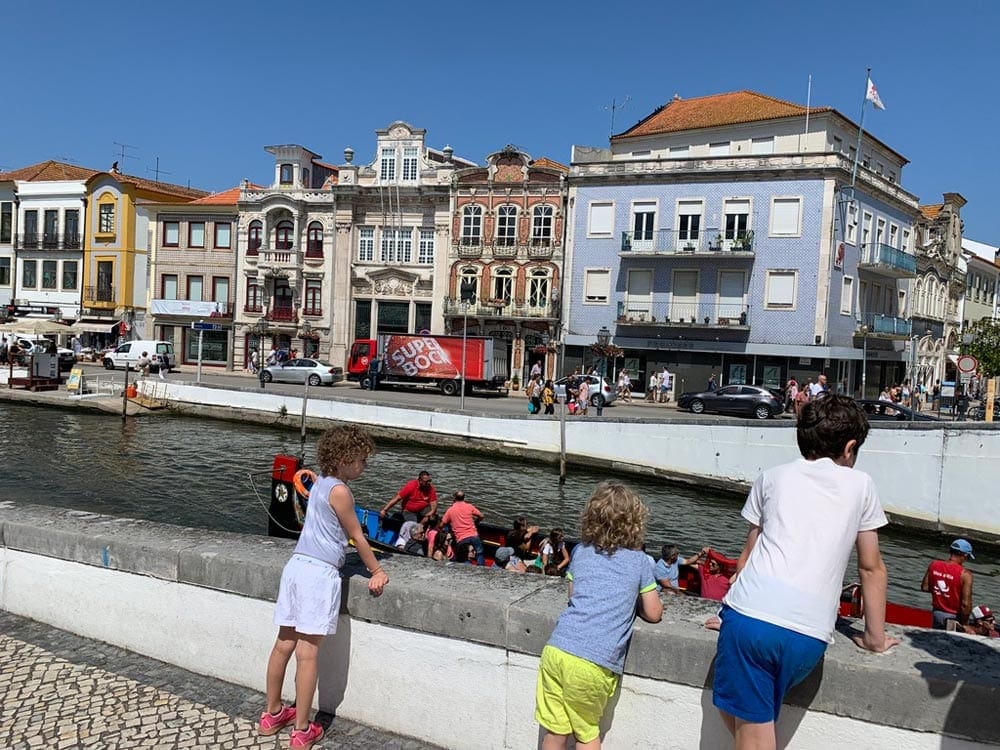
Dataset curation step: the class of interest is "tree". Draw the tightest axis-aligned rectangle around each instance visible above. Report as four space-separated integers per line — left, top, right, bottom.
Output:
963 319 1000 377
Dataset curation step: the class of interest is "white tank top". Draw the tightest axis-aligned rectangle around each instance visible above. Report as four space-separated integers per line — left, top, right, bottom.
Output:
293 475 349 569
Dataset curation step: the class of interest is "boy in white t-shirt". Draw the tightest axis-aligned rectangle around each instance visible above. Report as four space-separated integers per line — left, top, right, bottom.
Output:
712 394 898 750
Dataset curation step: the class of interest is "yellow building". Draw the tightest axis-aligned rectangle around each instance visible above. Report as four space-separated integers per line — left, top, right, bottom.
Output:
81 168 207 337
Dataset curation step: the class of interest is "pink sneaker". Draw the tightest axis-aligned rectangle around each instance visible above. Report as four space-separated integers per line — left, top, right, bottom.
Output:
289 721 324 749
258 705 296 736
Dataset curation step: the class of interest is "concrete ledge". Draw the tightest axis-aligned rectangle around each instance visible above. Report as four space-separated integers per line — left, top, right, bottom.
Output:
1 501 999 746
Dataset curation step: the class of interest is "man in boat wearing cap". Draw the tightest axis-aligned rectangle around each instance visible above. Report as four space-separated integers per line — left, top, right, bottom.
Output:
964 605 998 638
921 538 975 630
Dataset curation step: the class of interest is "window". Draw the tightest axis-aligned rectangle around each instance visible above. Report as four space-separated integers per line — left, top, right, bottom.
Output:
846 202 858 244
631 150 651 158
461 206 482 244
189 222 205 248
459 267 479 304
99 202 115 234
248 221 262 254
358 227 374 261
279 164 293 184
497 206 517 246
187 275 203 301
583 268 610 303
888 170 896 184
306 222 323 257
709 142 730 156
902 229 911 253
876 162 884 176
765 270 796 309
841 276 854 315
492 267 513 304
631 201 656 249
43 210 58 247
588 202 614 237
212 277 229 305
669 146 689 157
418 229 434 264
528 269 551 310
751 137 774 155
849 145 857 163
304 280 322 315
275 221 293 250
162 274 178 299
24 210 38 244
381 229 398 263
862 212 873 247
42 260 57 289
245 280 262 311
0 202 11 243
399 229 412 263
833 136 843 153
380 147 396 181
862 154 871 169
414 302 432 334
23 260 37 288
769 198 801 236
677 200 702 248
875 218 885 246
354 300 371 339
62 261 78 290
723 199 750 245
402 147 418 181
531 205 554 245
214 222 231 249
0 258 9 285
889 224 899 249
302 169 310 188
163 221 180 247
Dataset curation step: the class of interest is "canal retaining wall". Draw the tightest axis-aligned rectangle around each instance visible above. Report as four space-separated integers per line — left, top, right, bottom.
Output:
1 502 998 749
146 381 1000 543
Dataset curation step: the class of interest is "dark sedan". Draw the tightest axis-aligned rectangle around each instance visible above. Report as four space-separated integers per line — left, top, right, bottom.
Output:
855 399 939 422
677 385 783 420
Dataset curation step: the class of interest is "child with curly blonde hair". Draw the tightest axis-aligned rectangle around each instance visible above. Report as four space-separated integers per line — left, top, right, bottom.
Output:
259 426 388 749
535 480 663 750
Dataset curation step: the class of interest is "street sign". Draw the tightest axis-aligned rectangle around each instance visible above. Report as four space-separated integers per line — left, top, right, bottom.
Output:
191 322 226 331
957 355 978 374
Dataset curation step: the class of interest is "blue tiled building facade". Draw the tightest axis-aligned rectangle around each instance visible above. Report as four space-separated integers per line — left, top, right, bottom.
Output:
563 91 921 399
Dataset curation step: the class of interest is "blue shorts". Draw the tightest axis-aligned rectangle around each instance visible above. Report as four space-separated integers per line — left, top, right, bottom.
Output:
712 605 826 724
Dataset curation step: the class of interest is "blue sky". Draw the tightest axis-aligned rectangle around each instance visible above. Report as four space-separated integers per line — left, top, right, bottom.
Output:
4 1 998 242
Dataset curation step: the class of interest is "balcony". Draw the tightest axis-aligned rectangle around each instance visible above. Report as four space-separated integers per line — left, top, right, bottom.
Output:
615 300 750 328
442 297 557 319
493 237 518 259
256 248 301 272
245 239 262 257
304 241 324 260
858 242 917 278
858 312 911 338
244 303 263 313
620 229 754 257
15 233 81 251
84 285 115 307
527 237 557 259
267 307 298 324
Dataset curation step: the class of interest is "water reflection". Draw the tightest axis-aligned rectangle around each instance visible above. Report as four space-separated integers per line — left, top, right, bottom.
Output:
0 402 994 609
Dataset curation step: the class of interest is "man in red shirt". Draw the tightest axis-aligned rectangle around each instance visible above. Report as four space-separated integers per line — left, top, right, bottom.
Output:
921 538 975 630
441 491 485 565
380 471 437 522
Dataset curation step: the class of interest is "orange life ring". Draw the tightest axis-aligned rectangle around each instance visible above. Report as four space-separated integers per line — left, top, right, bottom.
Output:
293 469 317 499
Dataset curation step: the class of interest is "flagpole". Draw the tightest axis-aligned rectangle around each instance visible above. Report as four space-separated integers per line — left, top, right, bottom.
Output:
849 67 871 190
803 74 812 153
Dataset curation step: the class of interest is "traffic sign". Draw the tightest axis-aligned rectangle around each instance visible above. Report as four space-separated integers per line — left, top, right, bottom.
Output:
957 355 978 374
191 322 226 331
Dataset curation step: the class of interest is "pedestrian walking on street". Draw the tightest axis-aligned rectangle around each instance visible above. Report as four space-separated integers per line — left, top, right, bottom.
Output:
260 426 387 748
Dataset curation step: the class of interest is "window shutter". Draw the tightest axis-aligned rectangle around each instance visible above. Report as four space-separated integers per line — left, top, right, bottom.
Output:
589 203 614 235
770 199 800 235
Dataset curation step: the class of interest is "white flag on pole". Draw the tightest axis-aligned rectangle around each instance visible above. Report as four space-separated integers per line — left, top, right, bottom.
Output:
866 77 885 110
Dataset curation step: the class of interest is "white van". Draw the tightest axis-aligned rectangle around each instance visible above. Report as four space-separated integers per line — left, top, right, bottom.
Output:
102 340 175 373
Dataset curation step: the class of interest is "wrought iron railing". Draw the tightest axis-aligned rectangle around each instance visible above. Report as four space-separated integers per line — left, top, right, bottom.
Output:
616 300 750 327
620 228 753 254
84 285 115 303
15 233 81 251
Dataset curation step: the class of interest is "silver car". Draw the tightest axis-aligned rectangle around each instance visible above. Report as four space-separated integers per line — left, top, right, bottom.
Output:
261 358 343 386
553 374 617 408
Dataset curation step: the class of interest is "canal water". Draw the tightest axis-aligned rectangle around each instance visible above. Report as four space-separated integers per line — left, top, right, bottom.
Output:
0 402 995 610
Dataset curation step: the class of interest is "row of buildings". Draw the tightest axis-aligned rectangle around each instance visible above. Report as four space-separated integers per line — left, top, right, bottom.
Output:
1 90 996 396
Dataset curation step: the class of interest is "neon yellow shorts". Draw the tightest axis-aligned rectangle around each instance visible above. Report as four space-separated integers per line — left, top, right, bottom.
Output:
534 645 619 743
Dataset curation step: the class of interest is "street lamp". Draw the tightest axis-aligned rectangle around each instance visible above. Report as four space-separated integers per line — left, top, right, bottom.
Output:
860 324 869 399
596 325 611 415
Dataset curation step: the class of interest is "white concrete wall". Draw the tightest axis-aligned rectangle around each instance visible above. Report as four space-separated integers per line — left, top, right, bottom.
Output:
143 381 1000 539
1 548 988 750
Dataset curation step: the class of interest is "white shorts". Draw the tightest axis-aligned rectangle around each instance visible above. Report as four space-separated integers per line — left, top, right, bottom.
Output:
273 554 343 635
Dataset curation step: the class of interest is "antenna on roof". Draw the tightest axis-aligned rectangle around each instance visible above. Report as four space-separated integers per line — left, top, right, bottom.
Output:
113 141 139 172
146 156 172 183
603 95 631 138
56 155 78 164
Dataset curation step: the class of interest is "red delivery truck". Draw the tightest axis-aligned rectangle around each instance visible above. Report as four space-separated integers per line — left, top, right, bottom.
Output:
347 334 508 396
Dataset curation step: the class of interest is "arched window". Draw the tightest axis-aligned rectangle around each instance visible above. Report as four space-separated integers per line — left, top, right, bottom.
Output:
493 267 514 305
459 266 479 304
275 220 294 251
528 268 551 310
497 205 517 246
532 205 554 245
461 206 482 244
279 164 293 185
306 222 324 257
248 220 262 255
914 278 923 316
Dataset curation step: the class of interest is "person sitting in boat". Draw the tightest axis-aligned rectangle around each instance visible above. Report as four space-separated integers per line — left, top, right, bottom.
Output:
964 605 998 638
699 548 734 601
422 513 442 552
534 529 570 573
380 471 438 523
654 544 705 595
507 516 539 565
921 538 975 630
494 546 527 573
430 529 455 562
442 491 485 566
403 524 427 556
395 521 421 552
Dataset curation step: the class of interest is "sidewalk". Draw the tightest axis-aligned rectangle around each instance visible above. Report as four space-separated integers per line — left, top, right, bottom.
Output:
0 611 441 749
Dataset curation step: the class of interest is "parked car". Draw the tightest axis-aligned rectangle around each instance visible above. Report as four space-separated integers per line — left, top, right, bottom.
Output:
677 385 783 420
261 358 344 386
552 374 617 408
855 399 939 422
102 340 174 373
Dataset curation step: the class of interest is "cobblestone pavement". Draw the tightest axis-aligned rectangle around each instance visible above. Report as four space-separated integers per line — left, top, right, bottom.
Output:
0 611 442 749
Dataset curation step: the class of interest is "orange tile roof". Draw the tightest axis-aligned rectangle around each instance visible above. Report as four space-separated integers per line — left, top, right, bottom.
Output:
115 173 208 199
612 91 833 140
0 160 100 182
530 157 569 172
920 204 944 220
189 184 263 205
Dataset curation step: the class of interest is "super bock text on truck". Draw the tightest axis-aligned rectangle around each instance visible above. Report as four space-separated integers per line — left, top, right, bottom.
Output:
347 334 508 396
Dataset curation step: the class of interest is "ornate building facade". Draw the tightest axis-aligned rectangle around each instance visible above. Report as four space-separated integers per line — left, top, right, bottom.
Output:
446 147 568 380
